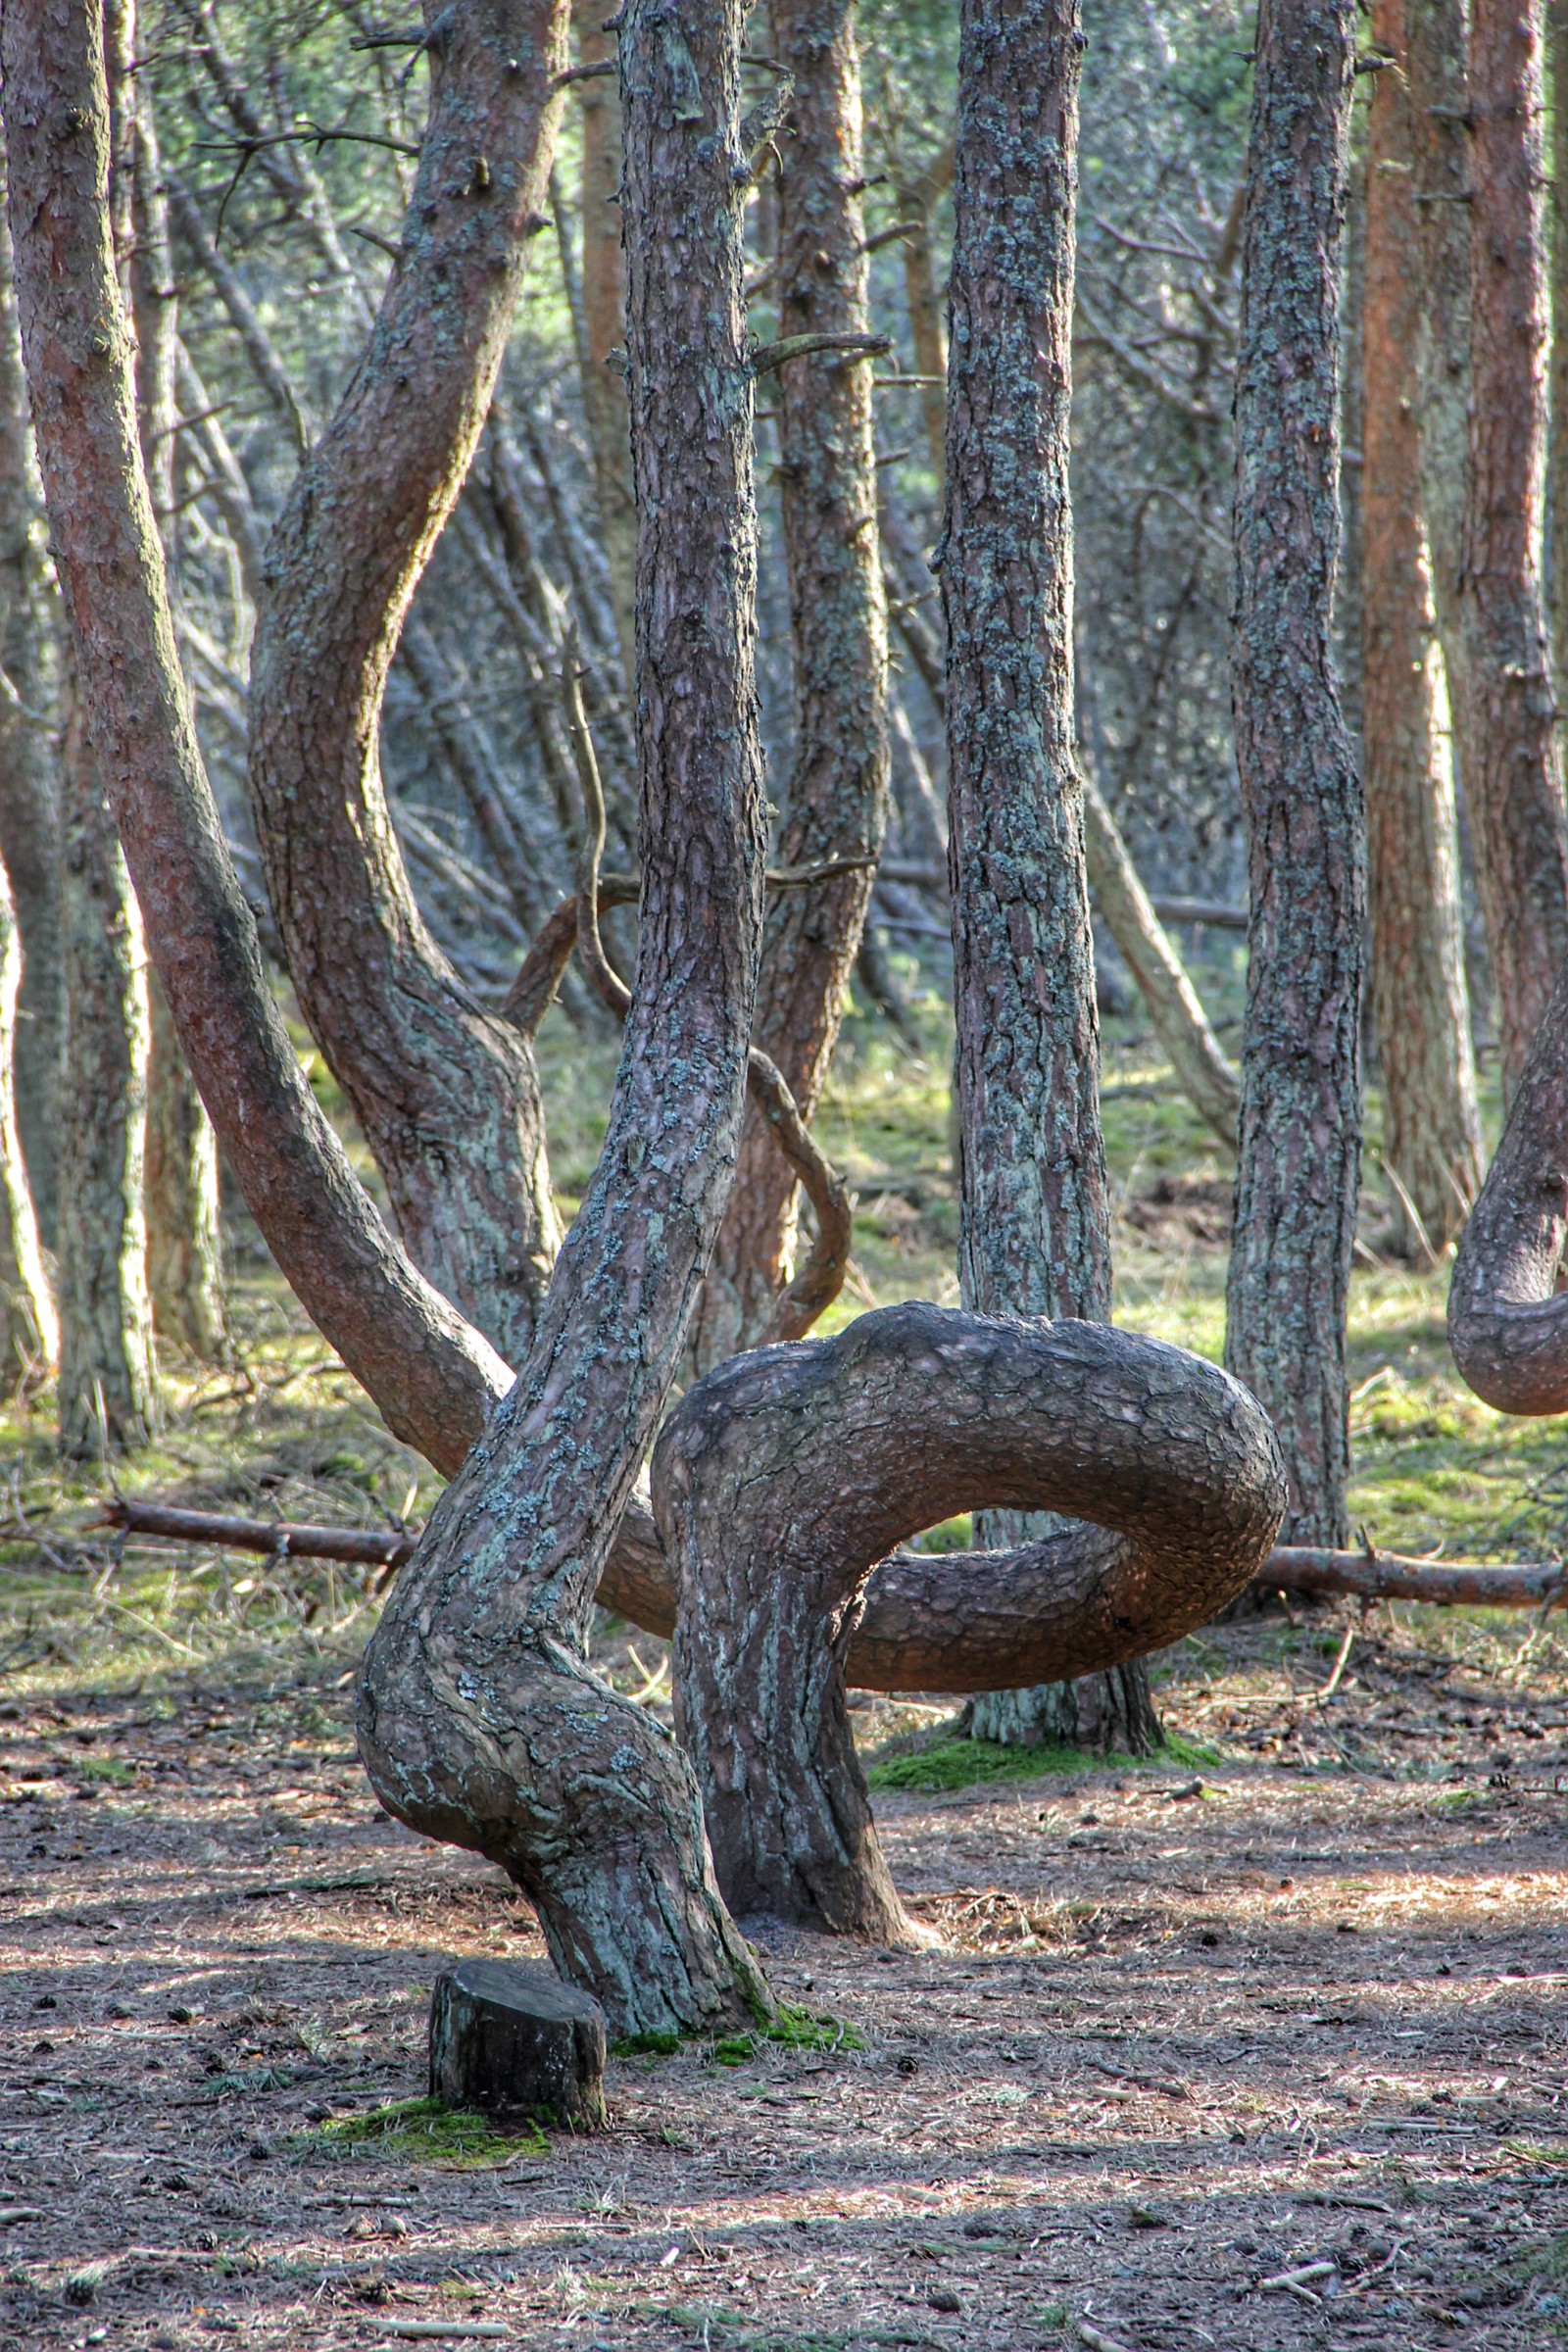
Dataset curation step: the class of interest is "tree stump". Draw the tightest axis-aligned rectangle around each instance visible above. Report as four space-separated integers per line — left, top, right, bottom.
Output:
428 1960 606 2128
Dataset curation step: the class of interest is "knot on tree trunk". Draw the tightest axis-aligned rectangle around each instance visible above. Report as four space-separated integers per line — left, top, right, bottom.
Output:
654 1299 1286 1943
1449 956 1568 1415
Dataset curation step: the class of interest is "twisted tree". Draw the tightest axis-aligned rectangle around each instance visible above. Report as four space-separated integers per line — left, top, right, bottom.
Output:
662 1303 1285 1940
1449 956 1568 1416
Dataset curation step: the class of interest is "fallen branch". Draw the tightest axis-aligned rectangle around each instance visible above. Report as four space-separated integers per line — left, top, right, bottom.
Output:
95 1501 1568 1615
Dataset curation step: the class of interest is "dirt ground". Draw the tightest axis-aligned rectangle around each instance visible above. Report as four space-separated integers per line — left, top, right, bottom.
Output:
2 1607 1565 2352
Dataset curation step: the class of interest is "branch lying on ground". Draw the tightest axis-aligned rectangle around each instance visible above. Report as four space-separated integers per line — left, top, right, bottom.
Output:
94 1500 1568 1620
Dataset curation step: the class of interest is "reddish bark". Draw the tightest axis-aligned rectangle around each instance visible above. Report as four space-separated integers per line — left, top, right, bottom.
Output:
1462 0 1568 1096
1362 0 1484 1250
1225 0 1364 1546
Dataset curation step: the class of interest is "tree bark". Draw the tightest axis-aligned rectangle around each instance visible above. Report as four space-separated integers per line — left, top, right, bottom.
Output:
0 148 62 1244
359 0 779 2038
1461 0 1568 1097
1449 953 1568 1411
941 0 1150 1749
1225 0 1364 1548
1549 0 1568 715
662 1302 1285 1937
1405 0 1482 838
0 841 55 1391
571 0 636 692
1 0 514 1481
130 74 226 1361
1362 0 1485 1252
56 678 157 1456
688 0 889 1373
246 0 567 1366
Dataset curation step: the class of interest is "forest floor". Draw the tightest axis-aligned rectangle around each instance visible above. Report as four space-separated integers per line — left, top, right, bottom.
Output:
2 992 1566 2351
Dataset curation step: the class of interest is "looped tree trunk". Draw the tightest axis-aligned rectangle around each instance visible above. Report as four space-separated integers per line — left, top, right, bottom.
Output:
657 1301 1286 1944
1448 954 1568 1415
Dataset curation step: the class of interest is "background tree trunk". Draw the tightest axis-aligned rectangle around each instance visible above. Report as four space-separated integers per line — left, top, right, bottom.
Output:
1225 0 1363 1548
1462 0 1568 1097
56 683 157 1457
130 73 226 1361
1362 0 1484 1252
689 0 889 1373
572 0 636 692
940 0 1151 1753
0 843 55 1390
359 0 780 2037
1550 0 1568 715
0 153 62 1244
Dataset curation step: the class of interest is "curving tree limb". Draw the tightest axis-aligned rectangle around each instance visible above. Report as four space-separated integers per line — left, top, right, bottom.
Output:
659 1302 1286 1942
245 0 568 1365
1448 954 1568 1415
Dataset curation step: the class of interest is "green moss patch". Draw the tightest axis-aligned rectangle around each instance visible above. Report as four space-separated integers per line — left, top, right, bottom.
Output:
866 1727 1219 1794
303 2094 547 2167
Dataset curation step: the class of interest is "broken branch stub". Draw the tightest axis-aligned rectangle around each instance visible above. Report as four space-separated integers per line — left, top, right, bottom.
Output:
657 1301 1286 1940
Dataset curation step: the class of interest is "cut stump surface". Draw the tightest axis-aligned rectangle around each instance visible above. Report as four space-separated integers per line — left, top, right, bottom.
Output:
427 1957 606 2128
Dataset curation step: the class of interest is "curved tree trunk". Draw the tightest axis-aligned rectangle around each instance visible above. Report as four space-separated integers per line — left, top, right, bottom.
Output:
1449 955 1568 1413
1 0 514 1482
1362 0 1484 1252
359 0 779 2039
689 0 889 1373
662 1303 1285 1939
1225 0 1363 1548
941 0 1149 1751
246 0 567 1366
130 78 226 1362
0 152 62 1245
0 842 55 1391
1460 0 1568 1098
56 680 157 1456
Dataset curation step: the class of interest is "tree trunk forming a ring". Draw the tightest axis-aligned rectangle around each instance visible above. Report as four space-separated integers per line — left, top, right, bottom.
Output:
661 1302 1286 1942
358 0 779 2040
1448 955 1568 1414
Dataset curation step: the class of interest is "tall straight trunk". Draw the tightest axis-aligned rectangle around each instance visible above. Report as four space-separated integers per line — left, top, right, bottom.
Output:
572 0 636 692
56 681 156 1456
360 0 780 2036
0 842 55 1390
689 0 889 1372
130 73 226 1360
1362 0 1485 1250
941 0 1152 1753
1462 0 1568 1095
1550 0 1568 710
1226 0 1363 1547
246 0 568 1368
1406 0 1482 830
0 150 62 1243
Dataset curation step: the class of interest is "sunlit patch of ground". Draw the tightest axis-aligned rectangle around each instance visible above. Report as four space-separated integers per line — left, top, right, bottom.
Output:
2 995 1566 2345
